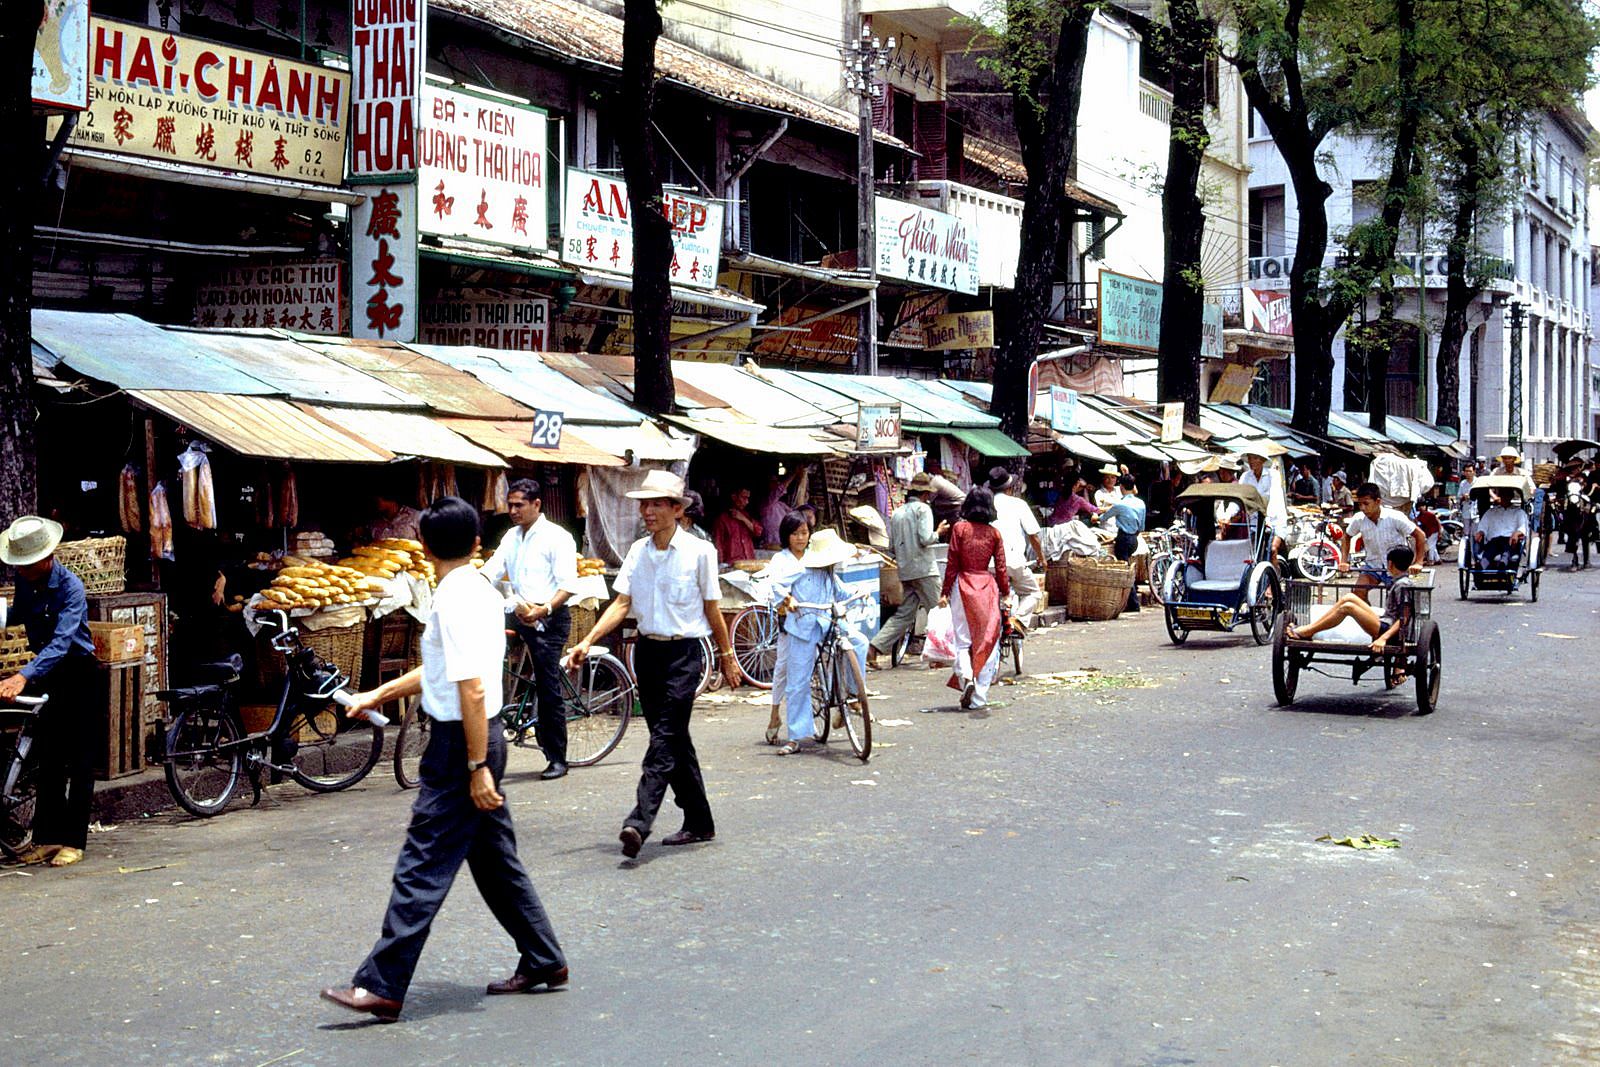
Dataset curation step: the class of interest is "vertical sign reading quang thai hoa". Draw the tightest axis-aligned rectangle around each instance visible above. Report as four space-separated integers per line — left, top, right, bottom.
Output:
873 196 980 295
351 184 418 342
350 0 421 177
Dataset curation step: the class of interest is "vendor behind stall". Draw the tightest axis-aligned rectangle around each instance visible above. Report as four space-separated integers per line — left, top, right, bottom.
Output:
365 489 422 544
0 517 96 868
712 486 762 565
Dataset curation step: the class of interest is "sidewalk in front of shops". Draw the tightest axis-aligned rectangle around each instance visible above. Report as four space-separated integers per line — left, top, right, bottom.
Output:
90 600 1139 823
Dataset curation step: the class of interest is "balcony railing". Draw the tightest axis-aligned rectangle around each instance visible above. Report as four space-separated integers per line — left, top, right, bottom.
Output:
1138 81 1172 125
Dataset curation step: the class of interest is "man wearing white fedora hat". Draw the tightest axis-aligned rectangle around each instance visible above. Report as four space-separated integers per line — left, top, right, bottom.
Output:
563 470 741 858
0 516 97 867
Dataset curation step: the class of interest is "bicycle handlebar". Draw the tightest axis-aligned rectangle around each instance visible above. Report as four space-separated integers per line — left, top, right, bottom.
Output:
787 590 872 613
0 694 47 707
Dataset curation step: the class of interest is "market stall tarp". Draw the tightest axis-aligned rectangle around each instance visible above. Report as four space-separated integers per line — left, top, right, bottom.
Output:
33 310 280 395
569 421 697 462
307 339 532 419
1054 432 1117 463
437 418 627 467
173 329 424 408
300 406 508 467
415 345 647 425
129 390 395 463
947 426 1029 458
663 414 845 455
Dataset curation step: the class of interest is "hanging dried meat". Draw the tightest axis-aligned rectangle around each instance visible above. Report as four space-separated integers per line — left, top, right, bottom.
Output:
149 482 174 560
482 469 509 514
276 465 299 528
119 464 142 533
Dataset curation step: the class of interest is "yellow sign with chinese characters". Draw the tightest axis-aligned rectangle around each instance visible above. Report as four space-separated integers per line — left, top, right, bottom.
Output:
53 18 349 186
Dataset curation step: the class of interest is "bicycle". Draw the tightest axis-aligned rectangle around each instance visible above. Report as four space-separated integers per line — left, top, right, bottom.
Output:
0 695 47 861
1146 523 1197 605
160 611 384 818
791 593 872 762
728 603 780 690
441 631 636 785
998 607 1025 677
617 622 718 696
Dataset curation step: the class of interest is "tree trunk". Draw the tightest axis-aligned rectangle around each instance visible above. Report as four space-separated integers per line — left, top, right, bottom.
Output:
1369 285 1393 435
1433 134 1484 433
990 1 1094 442
0 3 42 521
620 0 675 416
1156 0 1211 426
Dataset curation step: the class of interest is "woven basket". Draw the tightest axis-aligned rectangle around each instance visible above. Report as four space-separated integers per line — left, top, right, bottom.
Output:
56 536 127 595
260 621 365 689
0 626 33 675
1533 462 1559 488
1046 560 1074 604
566 605 597 651
1065 557 1135 621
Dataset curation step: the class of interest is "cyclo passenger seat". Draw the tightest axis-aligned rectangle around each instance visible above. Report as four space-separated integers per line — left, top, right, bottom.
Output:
156 653 244 702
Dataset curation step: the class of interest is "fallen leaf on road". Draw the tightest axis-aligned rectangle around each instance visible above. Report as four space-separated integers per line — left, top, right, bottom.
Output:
117 864 171 875
1316 833 1400 850
876 719 914 727
0 870 33 878
1536 633 1577 639
88 821 117 833
850 780 877 787
251 1050 305 1067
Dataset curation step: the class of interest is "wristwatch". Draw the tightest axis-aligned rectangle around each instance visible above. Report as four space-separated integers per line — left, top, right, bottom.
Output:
467 758 490 773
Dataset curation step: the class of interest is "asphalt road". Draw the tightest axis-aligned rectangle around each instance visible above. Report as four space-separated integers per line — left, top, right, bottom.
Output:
3 561 1599 1066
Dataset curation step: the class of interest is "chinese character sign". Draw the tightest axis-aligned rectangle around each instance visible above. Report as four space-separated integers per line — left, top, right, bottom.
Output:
420 291 548 350
351 0 422 176
1098 270 1163 352
351 184 418 342
193 259 343 333
419 84 548 251
874 196 980 295
34 0 89 110
51 18 348 184
561 169 724 290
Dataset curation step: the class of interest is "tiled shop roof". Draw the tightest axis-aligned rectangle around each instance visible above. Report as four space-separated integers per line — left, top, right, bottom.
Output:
434 0 907 147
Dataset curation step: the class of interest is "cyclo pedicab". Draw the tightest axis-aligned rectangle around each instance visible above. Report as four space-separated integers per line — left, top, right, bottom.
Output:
1270 568 1440 715
1160 482 1285 646
1457 473 1542 602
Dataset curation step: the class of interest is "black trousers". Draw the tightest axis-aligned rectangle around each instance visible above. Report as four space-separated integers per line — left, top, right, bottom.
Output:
1113 530 1141 613
513 607 571 765
353 718 564 1002
31 654 96 851
625 638 713 840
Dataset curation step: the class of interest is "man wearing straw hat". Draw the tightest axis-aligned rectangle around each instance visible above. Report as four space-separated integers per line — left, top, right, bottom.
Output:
0 516 97 868
564 470 741 859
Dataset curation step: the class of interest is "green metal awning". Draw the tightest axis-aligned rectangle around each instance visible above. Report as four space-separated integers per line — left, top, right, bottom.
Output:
948 427 1029 458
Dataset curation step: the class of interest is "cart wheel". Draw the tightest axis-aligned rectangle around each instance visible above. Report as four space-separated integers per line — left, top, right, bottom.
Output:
1457 560 1469 600
1270 615 1298 706
1249 570 1282 646
1414 620 1441 715
1530 569 1540 603
1164 606 1188 646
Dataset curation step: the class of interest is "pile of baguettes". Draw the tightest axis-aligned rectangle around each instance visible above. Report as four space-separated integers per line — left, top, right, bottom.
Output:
339 538 437 587
255 559 389 612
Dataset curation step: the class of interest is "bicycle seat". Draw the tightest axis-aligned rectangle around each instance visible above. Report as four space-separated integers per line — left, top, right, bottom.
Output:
156 683 227 703
190 655 244 684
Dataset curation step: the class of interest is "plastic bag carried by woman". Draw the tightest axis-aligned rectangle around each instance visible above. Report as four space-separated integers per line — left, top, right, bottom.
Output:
920 605 956 666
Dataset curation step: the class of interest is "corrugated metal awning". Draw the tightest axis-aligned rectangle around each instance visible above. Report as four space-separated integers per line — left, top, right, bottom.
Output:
948 427 1029 458
437 419 627 467
307 339 531 420
1055 432 1116 463
416 346 646 425
33 311 278 394
170 329 424 408
130 390 393 463
569 421 697 462
300 406 507 467
664 415 843 455
671 362 836 427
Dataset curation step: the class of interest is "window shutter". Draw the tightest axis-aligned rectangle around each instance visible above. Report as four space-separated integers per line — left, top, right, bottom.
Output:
914 100 947 181
871 82 890 131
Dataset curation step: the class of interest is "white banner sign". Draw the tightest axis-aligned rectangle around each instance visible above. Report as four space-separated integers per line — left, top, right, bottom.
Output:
1049 386 1078 433
561 169 724 289
1201 303 1225 359
857 403 902 450
350 0 422 177
1160 402 1183 444
351 183 419 341
193 259 343 333
419 84 548 251
874 196 979 295
419 291 548 350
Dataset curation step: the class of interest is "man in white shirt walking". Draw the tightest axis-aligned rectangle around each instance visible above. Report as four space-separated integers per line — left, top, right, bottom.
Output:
323 497 566 1022
482 479 578 780
988 467 1043 627
565 471 741 859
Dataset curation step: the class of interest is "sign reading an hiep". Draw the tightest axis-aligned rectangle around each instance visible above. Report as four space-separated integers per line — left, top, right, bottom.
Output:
561 169 724 289
419 84 548 250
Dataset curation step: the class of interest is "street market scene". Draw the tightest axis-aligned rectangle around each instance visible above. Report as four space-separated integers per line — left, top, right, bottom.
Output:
7 0 1600 1062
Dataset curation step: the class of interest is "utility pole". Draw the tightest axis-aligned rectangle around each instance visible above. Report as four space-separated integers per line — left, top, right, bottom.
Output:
842 9 892 376
1507 299 1525 451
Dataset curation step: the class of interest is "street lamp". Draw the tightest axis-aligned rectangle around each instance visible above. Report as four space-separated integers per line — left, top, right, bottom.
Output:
1507 299 1525 451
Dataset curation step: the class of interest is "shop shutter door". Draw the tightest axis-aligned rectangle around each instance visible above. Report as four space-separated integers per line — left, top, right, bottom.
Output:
915 100 947 181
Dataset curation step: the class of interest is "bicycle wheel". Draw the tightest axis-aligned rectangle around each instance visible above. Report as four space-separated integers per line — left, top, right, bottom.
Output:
1148 553 1173 605
834 645 872 762
285 707 384 792
889 628 911 668
564 652 635 767
695 636 716 696
393 696 428 790
164 708 244 818
0 733 39 857
730 606 779 690
1298 540 1340 583
811 646 832 743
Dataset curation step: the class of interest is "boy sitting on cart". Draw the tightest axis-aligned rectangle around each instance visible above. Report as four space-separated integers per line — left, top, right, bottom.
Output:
1287 546 1417 665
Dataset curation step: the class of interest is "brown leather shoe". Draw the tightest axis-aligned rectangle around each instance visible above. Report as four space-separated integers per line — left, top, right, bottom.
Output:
320 986 402 1021
661 829 715 847
486 965 569 995
619 826 643 858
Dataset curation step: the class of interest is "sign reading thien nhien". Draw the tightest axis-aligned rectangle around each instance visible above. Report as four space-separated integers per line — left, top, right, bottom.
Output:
419 83 548 251
57 17 348 185
874 196 979 295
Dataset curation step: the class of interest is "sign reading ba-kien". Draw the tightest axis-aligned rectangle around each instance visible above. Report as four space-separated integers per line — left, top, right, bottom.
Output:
58 17 348 185
350 0 421 177
419 83 548 251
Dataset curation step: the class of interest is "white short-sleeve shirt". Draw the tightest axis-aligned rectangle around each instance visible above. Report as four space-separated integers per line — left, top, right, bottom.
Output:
1476 505 1528 542
614 527 719 638
1346 506 1417 564
481 514 578 611
420 564 508 721
993 492 1041 566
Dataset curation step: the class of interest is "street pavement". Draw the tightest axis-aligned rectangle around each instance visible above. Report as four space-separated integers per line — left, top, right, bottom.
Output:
4 561 1600 1066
